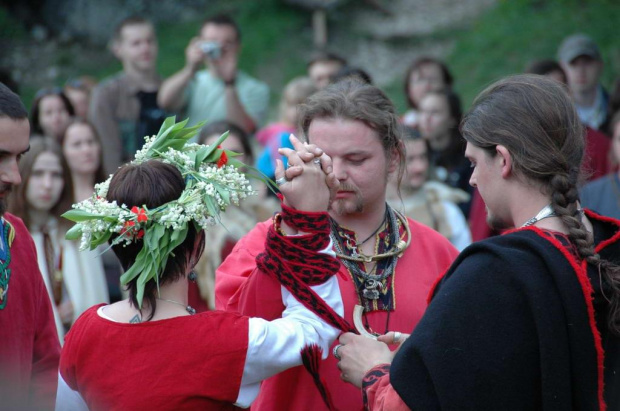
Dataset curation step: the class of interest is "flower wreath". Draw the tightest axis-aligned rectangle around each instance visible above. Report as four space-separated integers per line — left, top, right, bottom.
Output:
63 117 256 307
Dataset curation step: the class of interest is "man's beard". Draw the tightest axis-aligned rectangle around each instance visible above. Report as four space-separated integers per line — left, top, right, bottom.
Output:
486 207 512 231
329 183 364 216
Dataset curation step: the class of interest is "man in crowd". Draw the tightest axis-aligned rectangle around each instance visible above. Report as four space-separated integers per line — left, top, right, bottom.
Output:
558 33 609 132
556 34 611 182
215 79 458 410
307 51 347 89
0 83 60 410
158 14 269 134
90 16 166 174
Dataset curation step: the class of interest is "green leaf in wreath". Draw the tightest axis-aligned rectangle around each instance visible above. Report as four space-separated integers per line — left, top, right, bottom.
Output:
62 209 105 222
65 224 83 240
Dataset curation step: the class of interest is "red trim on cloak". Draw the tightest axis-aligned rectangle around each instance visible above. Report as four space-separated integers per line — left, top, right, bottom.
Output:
426 268 447 305
584 209 620 253
520 225 606 411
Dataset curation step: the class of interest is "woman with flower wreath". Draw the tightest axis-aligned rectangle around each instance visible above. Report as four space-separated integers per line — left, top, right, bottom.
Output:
56 118 343 410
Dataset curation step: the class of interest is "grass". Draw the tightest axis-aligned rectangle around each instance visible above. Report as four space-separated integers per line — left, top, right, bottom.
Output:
0 7 26 40
446 0 620 109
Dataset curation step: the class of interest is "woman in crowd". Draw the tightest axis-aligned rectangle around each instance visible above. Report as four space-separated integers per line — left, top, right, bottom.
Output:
61 119 107 202
401 57 453 128
30 87 75 141
61 119 123 303
418 89 472 215
192 120 278 310
389 128 471 251
256 77 317 180
7 138 108 340
581 110 620 219
56 120 342 409
255 77 316 148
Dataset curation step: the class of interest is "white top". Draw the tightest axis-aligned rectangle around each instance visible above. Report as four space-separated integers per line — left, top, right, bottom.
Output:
32 219 109 341
56 242 343 410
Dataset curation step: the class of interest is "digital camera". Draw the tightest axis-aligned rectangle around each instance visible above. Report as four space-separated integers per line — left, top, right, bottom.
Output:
199 42 222 60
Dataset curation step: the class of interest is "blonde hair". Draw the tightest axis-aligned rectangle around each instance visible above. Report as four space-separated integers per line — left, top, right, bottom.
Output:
279 77 317 123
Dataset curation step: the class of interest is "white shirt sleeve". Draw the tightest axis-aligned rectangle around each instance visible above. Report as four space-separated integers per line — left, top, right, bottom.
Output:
234 242 343 408
55 372 89 411
443 200 472 251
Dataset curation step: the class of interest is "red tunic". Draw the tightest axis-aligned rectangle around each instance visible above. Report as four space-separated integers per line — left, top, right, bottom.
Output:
59 305 249 410
0 213 60 410
215 218 458 411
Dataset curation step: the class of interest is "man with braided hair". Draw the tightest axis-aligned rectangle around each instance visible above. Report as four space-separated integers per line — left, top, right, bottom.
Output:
336 74 620 410
215 79 459 410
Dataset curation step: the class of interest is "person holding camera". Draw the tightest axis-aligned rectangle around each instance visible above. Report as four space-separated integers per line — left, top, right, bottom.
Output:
158 14 269 134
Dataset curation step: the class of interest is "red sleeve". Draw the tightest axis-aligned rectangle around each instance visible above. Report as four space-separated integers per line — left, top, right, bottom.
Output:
9 216 61 409
58 306 100 391
214 221 284 319
31 270 61 408
583 127 611 181
362 364 410 411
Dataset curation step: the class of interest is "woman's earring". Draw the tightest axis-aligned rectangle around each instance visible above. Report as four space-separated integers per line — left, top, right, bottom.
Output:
188 271 197 283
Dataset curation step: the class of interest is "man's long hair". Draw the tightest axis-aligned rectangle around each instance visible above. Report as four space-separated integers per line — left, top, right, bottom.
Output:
462 74 620 334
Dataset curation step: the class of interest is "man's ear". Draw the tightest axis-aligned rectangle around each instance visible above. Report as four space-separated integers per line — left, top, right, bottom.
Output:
495 145 513 179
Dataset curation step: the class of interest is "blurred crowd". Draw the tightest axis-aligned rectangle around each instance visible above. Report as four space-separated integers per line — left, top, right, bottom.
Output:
3 14 618 342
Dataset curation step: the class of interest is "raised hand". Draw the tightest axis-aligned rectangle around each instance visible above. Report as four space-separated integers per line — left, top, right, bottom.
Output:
185 37 205 73
275 134 338 212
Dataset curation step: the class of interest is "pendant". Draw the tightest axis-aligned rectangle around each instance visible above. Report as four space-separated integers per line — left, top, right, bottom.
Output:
362 279 380 300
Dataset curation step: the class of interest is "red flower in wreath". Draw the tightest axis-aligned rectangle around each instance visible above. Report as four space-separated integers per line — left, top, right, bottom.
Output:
131 206 148 223
120 221 135 236
216 151 228 168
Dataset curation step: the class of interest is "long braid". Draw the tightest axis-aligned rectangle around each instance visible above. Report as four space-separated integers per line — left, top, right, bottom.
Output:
550 170 620 333
549 172 596 262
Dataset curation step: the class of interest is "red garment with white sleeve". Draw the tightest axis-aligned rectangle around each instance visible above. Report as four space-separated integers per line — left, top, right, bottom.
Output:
216 217 458 411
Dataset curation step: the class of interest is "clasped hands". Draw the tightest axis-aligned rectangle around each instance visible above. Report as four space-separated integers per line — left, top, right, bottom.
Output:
275 134 339 214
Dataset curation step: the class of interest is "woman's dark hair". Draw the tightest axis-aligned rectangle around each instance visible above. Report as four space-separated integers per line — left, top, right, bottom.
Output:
198 120 254 164
106 160 204 320
403 57 454 109
461 74 620 334
424 89 465 170
7 137 74 232
525 59 567 84
330 66 373 85
30 87 75 138
403 125 436 182
60 118 107 185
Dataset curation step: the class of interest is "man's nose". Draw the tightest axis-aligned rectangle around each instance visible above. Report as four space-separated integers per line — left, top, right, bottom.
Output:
332 160 346 181
1 159 21 186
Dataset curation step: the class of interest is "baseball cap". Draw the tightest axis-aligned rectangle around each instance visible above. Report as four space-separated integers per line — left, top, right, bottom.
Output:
557 34 601 63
